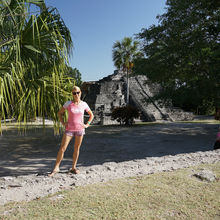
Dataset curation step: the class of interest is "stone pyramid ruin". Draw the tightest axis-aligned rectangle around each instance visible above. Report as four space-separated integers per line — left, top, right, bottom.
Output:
81 70 194 125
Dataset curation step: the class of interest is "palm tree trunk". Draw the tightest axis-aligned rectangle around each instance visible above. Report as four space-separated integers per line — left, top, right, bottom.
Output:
126 68 129 105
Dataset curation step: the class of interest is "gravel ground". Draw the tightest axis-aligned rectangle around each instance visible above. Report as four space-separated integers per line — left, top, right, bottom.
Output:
0 121 219 205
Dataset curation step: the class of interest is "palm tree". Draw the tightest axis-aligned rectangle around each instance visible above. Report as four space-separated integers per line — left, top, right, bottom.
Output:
0 0 74 133
112 37 140 105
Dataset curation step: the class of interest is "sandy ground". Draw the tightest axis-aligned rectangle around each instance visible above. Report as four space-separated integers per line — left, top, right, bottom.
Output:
0 121 220 205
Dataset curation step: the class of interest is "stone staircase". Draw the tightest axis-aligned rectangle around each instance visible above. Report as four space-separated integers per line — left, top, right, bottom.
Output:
129 75 194 121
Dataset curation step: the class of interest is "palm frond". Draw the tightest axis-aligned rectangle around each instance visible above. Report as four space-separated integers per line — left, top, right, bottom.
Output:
0 0 74 134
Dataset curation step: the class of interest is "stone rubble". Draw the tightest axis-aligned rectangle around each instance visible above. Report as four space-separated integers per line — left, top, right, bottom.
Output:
0 149 219 205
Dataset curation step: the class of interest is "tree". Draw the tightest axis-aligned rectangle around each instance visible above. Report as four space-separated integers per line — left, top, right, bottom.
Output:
111 105 139 126
0 0 74 133
135 0 220 114
112 37 141 105
65 66 82 87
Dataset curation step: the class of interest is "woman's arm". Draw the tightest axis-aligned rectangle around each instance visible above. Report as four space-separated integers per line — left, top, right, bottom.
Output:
86 110 94 126
82 110 94 128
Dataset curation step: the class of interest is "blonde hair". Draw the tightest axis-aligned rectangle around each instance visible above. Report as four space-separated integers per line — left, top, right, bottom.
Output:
72 86 81 91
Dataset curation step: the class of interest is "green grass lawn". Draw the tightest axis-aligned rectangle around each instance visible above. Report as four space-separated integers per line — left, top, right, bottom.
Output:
0 163 220 220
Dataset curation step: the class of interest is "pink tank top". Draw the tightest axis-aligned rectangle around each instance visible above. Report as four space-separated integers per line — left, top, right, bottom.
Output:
63 101 90 131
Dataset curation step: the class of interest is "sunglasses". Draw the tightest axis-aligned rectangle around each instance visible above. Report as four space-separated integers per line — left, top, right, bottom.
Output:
72 91 81 95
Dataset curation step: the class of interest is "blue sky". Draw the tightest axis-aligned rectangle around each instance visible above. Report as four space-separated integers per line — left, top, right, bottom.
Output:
45 0 167 82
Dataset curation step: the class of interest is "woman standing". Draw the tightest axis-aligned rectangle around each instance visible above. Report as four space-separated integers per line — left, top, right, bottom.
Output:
49 86 94 176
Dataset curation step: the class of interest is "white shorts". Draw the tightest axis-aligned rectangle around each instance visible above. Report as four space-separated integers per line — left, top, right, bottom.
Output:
65 130 85 136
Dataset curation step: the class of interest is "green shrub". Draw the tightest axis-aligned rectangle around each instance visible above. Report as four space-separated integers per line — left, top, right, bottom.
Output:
111 105 140 125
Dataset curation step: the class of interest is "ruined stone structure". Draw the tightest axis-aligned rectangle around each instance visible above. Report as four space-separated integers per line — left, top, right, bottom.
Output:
81 71 194 125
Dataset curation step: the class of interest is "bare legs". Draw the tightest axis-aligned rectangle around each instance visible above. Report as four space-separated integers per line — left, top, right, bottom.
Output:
72 135 83 171
49 134 83 176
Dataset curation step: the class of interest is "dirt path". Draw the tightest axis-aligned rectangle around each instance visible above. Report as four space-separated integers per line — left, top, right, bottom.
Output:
0 121 219 204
